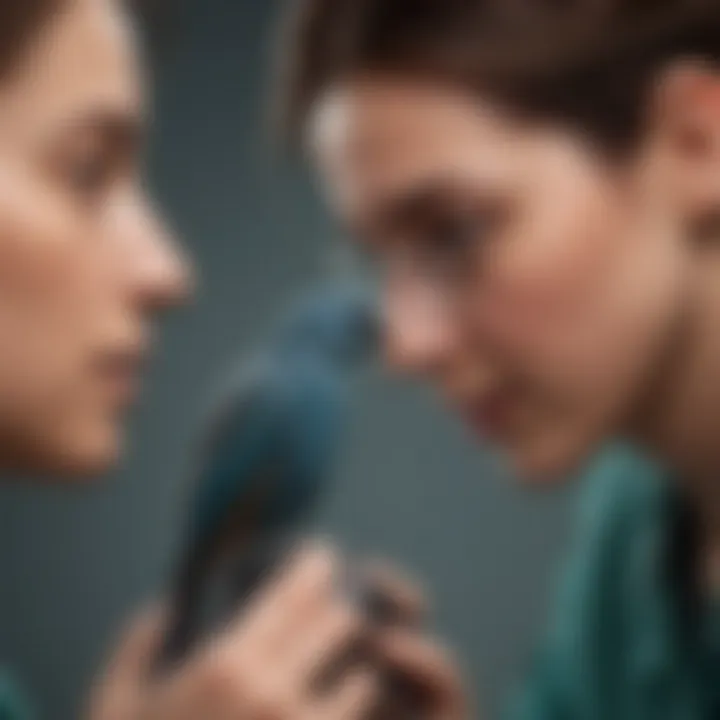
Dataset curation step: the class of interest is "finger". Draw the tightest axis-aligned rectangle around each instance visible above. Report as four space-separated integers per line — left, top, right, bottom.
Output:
314 667 380 720
104 603 167 682
372 629 464 702
360 561 428 625
227 541 340 651
282 600 363 687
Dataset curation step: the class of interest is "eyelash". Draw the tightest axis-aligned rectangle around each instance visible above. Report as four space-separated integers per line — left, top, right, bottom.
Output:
349 202 508 287
68 155 113 196
352 218 482 287
417 213 488 273
429 214 480 247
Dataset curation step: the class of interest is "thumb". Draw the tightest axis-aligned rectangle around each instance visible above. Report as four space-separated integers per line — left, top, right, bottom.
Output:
104 604 167 684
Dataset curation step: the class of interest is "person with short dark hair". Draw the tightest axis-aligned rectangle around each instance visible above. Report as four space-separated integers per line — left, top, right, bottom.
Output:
275 1 720 717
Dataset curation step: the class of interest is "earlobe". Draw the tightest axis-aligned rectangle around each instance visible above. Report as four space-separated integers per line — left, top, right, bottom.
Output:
655 61 720 154
652 60 720 226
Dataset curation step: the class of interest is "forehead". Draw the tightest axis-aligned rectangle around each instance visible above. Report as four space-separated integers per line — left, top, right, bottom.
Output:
0 0 144 142
308 78 530 219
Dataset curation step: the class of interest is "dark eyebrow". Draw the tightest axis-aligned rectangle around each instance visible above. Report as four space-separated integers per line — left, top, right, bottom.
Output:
354 180 484 244
347 183 441 242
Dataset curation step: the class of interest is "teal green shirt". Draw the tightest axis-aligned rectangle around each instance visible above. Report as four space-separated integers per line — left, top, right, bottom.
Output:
0 673 31 720
508 446 719 720
2 447 717 720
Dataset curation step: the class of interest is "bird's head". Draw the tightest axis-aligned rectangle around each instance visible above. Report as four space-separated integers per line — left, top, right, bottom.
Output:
275 284 380 369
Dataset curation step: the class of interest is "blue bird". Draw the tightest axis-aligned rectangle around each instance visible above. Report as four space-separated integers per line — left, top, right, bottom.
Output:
158 283 379 668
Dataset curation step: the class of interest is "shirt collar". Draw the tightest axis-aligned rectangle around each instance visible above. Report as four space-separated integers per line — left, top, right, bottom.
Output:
628 465 692 686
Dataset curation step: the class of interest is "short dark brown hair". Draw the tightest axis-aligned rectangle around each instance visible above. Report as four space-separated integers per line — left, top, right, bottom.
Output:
0 1 163 83
0 1 63 81
276 0 720 154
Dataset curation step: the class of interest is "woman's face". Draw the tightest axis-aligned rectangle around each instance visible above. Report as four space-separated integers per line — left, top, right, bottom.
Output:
310 77 693 482
0 0 191 476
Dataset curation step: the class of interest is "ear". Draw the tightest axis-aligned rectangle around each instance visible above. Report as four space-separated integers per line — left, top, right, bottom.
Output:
650 60 720 227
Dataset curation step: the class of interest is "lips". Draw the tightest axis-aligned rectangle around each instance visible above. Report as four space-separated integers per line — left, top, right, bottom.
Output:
97 343 148 407
462 390 516 440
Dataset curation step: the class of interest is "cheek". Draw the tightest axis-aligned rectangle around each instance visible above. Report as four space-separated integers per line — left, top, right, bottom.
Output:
0 173 121 470
0 180 102 361
465 171 686 477
474 181 629 373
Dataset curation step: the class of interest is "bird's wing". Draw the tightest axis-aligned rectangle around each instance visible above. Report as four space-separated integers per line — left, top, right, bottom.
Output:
188 372 291 544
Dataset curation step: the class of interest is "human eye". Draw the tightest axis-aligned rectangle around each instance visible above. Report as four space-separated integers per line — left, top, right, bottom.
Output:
62 143 117 203
414 206 495 281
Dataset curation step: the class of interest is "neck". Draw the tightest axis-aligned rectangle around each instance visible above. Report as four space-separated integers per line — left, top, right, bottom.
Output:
630 243 720 528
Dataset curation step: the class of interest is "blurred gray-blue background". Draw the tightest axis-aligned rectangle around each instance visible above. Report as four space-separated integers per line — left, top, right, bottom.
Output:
0 2 575 718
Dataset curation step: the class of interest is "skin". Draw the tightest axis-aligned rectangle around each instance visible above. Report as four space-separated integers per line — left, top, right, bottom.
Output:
309 71 720 486
0 2 457 719
22 3 720 719
0 0 190 475
306 65 720 717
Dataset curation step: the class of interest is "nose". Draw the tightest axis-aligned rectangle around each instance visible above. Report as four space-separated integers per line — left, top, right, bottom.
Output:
383 280 455 377
127 199 195 310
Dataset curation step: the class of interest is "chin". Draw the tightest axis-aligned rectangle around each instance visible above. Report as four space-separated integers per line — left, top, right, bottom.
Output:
56 448 121 479
507 433 603 487
7 428 124 481
56 434 124 480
